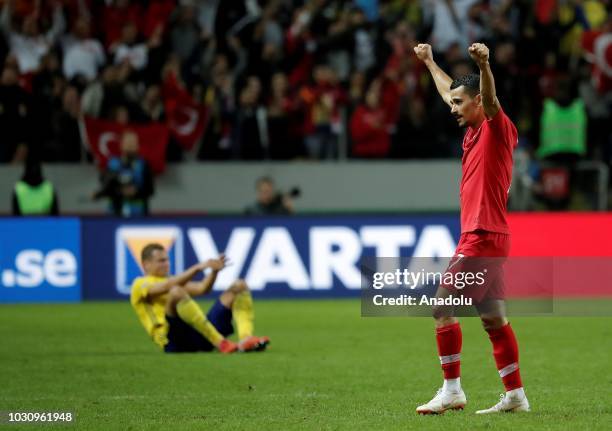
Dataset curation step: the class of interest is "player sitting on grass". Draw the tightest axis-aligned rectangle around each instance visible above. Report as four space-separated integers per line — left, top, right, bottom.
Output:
412 42 529 415
130 243 269 354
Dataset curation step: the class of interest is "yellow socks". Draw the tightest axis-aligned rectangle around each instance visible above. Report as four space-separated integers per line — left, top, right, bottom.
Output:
175 292 255 345
232 290 254 340
176 298 224 346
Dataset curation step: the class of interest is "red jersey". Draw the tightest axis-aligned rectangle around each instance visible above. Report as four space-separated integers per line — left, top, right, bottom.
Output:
460 108 518 234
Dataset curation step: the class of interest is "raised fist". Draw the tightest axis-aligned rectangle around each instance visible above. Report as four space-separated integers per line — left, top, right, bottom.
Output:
413 43 433 62
468 43 489 65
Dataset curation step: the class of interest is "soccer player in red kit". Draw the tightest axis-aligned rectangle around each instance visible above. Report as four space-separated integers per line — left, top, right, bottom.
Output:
412 42 530 414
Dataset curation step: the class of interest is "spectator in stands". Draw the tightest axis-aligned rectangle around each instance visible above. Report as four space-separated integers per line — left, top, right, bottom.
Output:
351 6 376 74
0 61 30 163
143 0 175 39
12 157 59 216
62 17 105 82
101 0 142 49
32 52 66 161
244 176 294 216
81 63 131 119
232 76 266 159
536 78 587 210
283 4 316 87
377 21 421 129
93 131 154 217
266 71 304 159
46 85 82 162
490 38 521 120
169 3 201 65
136 84 164 123
301 64 346 159
581 15 612 166
193 0 219 39
350 80 390 158
391 96 437 159
260 2 285 62
321 8 352 82
427 0 482 54
112 22 148 71
197 54 236 160
0 0 606 171
111 104 131 125
0 0 65 74
537 78 587 162
348 71 366 108
32 51 64 98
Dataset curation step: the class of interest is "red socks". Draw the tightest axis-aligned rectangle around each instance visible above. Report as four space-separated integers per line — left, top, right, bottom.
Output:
487 323 523 391
436 322 462 379
436 322 523 391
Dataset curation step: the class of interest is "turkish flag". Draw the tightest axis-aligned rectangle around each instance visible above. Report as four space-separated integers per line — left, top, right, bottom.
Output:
582 31 612 94
83 117 169 174
162 72 208 150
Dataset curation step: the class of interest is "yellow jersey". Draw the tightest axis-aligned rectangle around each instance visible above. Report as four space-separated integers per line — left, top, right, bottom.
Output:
130 275 169 348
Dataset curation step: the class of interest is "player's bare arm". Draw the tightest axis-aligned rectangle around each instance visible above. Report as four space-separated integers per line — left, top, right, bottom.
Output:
468 43 501 118
183 254 229 297
413 43 453 107
144 261 209 299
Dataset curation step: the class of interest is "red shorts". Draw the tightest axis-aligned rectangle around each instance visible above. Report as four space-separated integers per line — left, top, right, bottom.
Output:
442 230 511 303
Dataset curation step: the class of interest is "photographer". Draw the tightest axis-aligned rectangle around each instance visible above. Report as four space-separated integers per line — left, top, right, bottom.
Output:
244 176 298 216
93 131 154 217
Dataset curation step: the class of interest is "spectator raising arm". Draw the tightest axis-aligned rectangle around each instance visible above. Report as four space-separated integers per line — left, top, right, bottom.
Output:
45 1 66 45
0 0 14 37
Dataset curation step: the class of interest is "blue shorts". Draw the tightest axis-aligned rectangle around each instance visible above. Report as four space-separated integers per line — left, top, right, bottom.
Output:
164 300 234 353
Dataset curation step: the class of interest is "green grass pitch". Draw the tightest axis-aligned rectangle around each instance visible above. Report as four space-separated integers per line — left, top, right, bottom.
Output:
1 300 611 430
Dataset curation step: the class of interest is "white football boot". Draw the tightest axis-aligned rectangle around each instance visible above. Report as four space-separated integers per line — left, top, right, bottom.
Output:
416 388 467 414
476 392 530 414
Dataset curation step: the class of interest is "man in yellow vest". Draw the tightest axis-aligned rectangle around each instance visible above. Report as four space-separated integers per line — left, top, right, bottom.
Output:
536 80 587 209
537 97 587 159
12 160 59 215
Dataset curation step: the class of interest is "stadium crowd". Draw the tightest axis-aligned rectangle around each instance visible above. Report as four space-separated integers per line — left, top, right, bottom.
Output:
0 0 610 166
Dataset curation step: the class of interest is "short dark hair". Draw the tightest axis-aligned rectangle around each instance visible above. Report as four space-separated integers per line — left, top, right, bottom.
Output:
256 176 274 188
450 74 480 97
141 243 164 263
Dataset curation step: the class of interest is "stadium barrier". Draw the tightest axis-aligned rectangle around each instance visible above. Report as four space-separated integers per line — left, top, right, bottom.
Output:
1 214 611 303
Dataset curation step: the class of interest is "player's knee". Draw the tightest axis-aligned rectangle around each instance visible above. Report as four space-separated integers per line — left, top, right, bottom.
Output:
432 304 444 320
169 286 188 301
230 278 248 293
480 316 505 331
432 305 453 322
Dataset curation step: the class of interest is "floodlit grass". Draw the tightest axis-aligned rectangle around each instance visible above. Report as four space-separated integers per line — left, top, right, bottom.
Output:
1 300 611 430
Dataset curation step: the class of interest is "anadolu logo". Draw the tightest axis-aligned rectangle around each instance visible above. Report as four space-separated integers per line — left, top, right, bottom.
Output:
115 226 184 294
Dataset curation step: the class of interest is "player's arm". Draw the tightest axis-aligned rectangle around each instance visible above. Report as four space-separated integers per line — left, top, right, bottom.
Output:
413 43 453 107
183 255 228 297
144 262 209 299
468 43 500 118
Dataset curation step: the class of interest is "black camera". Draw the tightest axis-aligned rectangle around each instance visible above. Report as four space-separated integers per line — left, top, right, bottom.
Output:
287 187 301 199
271 187 301 208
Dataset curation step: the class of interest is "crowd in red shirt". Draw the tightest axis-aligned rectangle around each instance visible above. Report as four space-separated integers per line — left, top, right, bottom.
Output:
0 0 609 165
